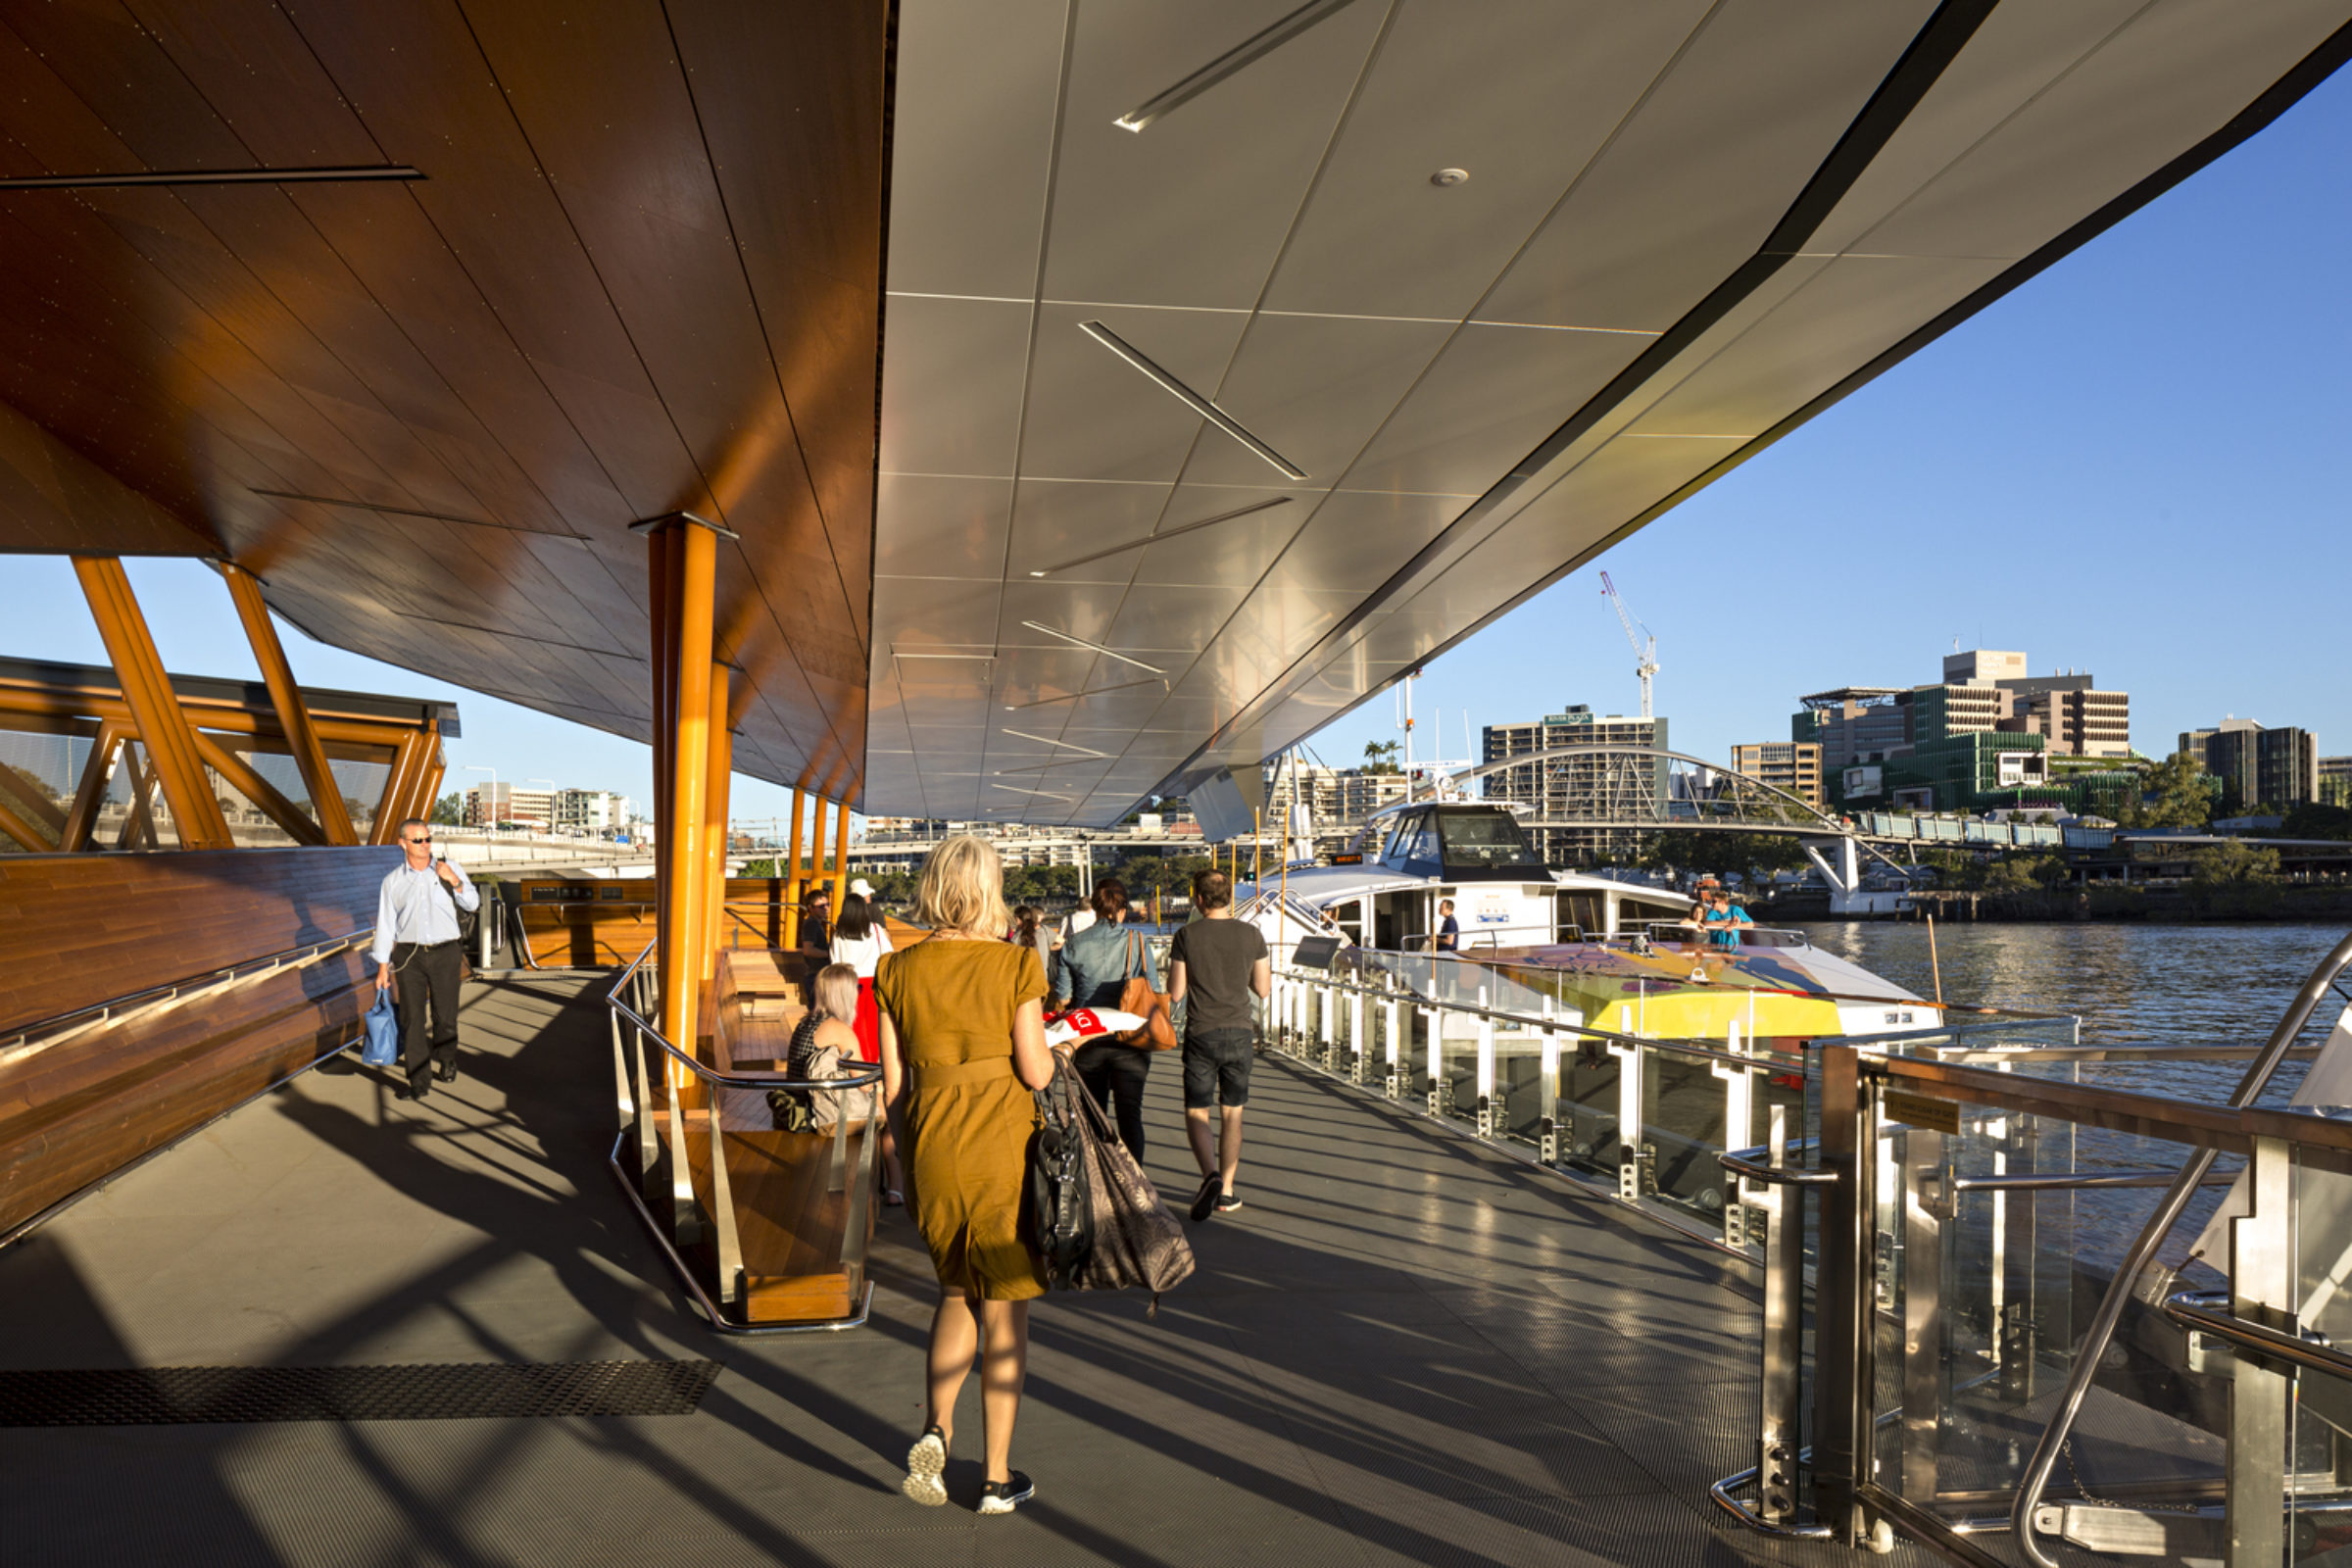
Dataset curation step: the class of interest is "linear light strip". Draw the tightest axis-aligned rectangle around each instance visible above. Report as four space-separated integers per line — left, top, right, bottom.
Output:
1004 677 1167 710
0 165 423 190
1028 497 1291 577
1113 0 1363 132
1000 728 1108 757
990 783 1074 801
1018 621 1165 675
1077 321 1307 481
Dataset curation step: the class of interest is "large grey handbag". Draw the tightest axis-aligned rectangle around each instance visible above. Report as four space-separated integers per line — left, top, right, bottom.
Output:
1068 1072 1196 1310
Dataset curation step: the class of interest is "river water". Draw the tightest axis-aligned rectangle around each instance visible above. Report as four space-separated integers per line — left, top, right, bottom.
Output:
1800 920 2352 1105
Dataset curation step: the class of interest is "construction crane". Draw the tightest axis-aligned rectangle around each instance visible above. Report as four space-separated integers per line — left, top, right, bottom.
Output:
1598 570 1659 719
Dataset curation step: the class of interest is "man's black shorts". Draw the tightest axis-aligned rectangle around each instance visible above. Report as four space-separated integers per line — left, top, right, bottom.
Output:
1182 1027 1254 1110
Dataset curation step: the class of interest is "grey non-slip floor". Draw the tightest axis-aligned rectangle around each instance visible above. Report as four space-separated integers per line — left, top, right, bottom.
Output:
0 973 1929 1567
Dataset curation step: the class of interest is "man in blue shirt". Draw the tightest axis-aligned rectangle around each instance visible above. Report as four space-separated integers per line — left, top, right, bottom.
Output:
371 818 479 1100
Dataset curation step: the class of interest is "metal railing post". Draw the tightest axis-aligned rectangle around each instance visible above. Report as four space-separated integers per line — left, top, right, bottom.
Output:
1812 1045 1878 1547
1539 997 1560 1166
1349 987 1366 1083
1422 1003 1441 1115
1900 1122 1947 1503
709 1095 742 1304
1383 991 1401 1099
1715 1019 1753 1249
1608 1036 1645 1201
1475 984 1495 1140
1759 1103 1804 1527
2227 1135 2292 1567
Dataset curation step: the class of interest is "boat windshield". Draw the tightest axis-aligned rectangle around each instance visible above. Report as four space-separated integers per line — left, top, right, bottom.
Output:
1437 810 1546 872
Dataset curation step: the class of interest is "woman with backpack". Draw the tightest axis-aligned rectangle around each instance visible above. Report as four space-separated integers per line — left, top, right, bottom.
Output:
775 964 879 1141
827 897 904 1203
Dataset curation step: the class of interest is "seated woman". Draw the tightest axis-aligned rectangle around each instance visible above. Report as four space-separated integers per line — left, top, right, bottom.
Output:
828 894 904 1202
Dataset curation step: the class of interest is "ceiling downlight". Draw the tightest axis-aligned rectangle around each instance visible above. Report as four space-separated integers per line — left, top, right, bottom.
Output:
1028 496 1293 576
1112 0 1364 132
1078 321 1308 481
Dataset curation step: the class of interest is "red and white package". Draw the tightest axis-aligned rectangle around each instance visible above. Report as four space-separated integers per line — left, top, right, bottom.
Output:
1044 1007 1145 1047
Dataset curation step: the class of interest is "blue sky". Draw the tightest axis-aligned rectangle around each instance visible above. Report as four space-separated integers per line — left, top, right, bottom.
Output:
6 65 2347 821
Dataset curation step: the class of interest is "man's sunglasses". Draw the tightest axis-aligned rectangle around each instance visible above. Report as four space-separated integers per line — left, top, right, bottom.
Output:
406 834 433 844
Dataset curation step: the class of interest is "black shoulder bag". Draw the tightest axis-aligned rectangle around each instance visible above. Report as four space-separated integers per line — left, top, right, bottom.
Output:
1025 1059 1097 1286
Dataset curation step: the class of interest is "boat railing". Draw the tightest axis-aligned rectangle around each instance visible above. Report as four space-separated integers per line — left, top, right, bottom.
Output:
603 941 883 1335
1622 918 1815 950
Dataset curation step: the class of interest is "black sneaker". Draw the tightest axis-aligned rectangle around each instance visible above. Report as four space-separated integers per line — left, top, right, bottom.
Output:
433 1060 459 1083
1189 1176 1220 1223
902 1426 947 1507
977 1470 1035 1515
1214 1190 1244 1214
398 1079 431 1102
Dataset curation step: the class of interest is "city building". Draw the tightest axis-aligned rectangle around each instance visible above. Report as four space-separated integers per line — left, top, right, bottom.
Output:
2179 716 2259 769
1859 732 2050 813
553 788 632 836
1792 688 1907 771
1729 742 1824 808
2204 723 2319 813
2321 757 2352 808
1483 706 1667 865
1264 757 1412 827
1801 649 2130 808
466 782 554 829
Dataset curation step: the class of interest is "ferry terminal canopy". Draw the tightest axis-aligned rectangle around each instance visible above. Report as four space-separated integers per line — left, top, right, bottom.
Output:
0 0 2343 825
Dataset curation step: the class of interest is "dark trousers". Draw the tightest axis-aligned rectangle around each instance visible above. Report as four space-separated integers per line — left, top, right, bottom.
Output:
1071 1039 1151 1161
391 940 463 1086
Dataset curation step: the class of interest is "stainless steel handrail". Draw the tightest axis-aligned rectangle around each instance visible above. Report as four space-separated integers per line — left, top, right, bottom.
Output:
1950 1167 2242 1194
2 929 376 1050
2163 1290 2349 1380
2010 927 2352 1565
1719 1143 1839 1188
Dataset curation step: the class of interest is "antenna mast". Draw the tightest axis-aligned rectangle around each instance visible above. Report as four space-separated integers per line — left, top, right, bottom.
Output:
1598 571 1659 719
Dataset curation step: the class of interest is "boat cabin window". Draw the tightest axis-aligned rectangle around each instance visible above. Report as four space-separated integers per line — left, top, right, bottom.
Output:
1401 814 1444 874
1436 810 1546 873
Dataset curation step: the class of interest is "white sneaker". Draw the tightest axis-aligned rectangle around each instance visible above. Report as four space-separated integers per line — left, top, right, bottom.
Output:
903 1427 947 1506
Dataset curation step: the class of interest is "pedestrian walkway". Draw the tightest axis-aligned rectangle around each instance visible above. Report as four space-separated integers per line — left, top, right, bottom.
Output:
0 972 1923 1566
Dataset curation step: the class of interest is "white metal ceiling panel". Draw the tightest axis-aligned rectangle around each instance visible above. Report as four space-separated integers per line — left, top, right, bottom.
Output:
1041 0 1388 311
1473 0 1938 331
877 295 1033 476
1260 0 1715 322
886 0 1066 298
1014 304 1252 483
873 473 1015 581
1173 312 1454 490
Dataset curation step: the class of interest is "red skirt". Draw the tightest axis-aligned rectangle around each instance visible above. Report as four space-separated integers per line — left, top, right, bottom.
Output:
852 976 882 1063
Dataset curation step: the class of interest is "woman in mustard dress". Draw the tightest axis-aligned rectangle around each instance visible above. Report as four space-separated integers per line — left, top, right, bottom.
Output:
877 835 1060 1516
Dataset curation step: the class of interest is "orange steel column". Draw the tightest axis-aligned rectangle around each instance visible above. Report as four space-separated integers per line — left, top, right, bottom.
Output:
659 521 717 1050
648 528 674 987
73 557 236 850
700 663 733 981
222 564 355 845
370 732 427 844
782 787 806 950
830 792 853 919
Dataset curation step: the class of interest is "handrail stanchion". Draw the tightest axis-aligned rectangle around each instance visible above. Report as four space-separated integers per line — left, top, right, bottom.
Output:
1348 985 1366 1083
1812 1045 1880 1549
1609 1032 1645 1202
665 1054 701 1242
1421 1001 1441 1115
1714 1020 1753 1248
1475 984 1495 1139
1538 997 1560 1166
1759 1105 1803 1528
1383 987 1401 1099
709 1097 743 1305
633 1018 661 1200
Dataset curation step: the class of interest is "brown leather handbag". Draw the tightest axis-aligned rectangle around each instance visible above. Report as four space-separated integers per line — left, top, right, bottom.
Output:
1115 931 1177 1052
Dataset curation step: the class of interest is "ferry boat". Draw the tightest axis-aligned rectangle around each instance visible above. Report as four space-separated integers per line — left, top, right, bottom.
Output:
1243 799 1939 1044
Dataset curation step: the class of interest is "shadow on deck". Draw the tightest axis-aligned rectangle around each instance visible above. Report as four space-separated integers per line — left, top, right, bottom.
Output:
0 972 1928 1567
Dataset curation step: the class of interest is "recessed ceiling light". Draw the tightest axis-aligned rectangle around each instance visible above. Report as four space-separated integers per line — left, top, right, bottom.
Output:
1113 0 1364 132
1001 728 1109 757
1431 169 1469 187
1004 676 1169 710
1078 321 1308 481
1017 620 1166 676
1026 497 1293 578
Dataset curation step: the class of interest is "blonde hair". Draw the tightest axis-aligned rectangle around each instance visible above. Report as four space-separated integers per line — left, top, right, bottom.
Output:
812 962 859 1023
915 834 1010 938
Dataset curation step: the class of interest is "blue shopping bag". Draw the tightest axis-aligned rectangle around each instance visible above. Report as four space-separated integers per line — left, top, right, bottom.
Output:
361 987 399 1068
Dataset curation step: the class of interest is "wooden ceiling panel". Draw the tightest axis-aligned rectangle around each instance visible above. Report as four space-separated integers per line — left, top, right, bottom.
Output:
0 0 885 802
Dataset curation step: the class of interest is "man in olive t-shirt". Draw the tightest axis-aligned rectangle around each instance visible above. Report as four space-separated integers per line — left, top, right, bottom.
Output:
1168 869 1270 1221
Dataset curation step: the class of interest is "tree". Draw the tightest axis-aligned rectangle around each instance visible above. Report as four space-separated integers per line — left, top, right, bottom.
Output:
1982 853 2064 894
2281 802 2352 841
431 791 466 826
2119 752 2214 829
1362 740 1401 775
2189 839 2279 889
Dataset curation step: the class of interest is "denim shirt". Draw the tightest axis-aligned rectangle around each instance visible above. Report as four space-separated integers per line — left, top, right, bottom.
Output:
1052 917 1158 1009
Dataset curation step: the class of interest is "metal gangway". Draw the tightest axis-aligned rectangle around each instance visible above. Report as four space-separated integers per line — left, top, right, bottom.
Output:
1254 930 2352 1565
